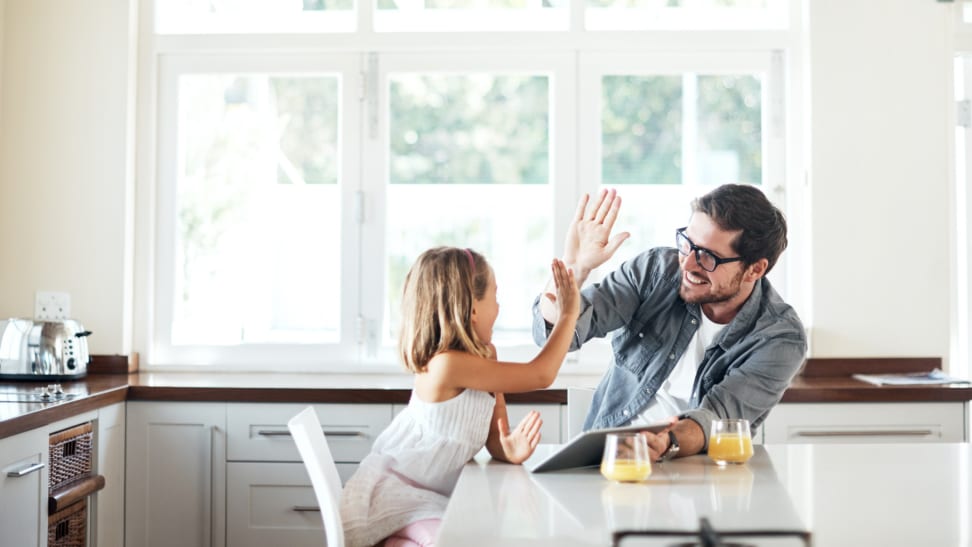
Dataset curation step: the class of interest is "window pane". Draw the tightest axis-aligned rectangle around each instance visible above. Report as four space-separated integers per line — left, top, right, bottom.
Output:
173 74 341 345
384 186 553 345
598 72 764 275
602 75 682 185
156 0 354 34
697 74 762 186
374 0 567 31
389 74 549 184
384 73 553 346
586 0 786 30
590 0 767 8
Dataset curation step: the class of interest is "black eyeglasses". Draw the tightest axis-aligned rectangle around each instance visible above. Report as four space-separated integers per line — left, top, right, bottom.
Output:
675 228 744 273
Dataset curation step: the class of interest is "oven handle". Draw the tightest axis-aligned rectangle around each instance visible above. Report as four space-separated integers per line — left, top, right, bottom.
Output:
7 462 45 477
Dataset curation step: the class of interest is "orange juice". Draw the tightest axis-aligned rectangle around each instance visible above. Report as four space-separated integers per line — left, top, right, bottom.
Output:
708 433 754 464
600 459 652 482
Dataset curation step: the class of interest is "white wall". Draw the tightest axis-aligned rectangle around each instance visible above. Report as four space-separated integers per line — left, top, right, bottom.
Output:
0 0 961 365
0 0 135 354
807 0 953 360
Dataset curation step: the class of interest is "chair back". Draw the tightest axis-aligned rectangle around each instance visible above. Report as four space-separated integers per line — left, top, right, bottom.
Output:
288 406 345 547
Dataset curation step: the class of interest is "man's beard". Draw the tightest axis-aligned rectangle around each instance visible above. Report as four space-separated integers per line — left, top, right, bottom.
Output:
679 268 745 305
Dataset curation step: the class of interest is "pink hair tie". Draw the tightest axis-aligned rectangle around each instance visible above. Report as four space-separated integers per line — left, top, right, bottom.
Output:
463 248 475 272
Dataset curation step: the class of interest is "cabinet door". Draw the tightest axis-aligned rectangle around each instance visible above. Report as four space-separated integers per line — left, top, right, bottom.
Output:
763 402 967 444
93 402 126 547
0 427 47 547
125 402 227 547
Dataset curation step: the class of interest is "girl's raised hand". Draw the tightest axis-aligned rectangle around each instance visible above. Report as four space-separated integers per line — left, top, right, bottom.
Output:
544 258 579 323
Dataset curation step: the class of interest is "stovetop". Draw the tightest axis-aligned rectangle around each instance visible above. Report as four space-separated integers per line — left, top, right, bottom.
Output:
0 384 79 403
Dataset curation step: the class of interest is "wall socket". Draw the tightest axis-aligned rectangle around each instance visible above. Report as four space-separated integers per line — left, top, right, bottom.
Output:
35 291 71 320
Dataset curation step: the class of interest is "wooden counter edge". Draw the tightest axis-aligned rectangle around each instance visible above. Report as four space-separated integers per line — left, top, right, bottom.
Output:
0 388 128 440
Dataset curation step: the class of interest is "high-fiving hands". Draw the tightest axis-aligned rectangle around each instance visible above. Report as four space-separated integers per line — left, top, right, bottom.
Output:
540 190 629 325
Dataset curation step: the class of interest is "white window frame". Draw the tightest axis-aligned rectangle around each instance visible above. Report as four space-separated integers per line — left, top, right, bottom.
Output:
134 0 805 372
151 52 363 369
952 1 972 382
360 51 578 366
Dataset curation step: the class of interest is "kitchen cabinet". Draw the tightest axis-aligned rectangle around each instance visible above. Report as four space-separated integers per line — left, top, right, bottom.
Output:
0 426 47 547
125 402 226 547
392 402 564 444
92 402 125 547
509 404 563 444
224 403 392 547
762 401 968 443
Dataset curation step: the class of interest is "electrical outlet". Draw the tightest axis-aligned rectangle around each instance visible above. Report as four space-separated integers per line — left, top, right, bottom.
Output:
35 291 71 320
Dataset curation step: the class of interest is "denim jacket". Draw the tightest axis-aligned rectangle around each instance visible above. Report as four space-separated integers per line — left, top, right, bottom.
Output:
532 247 807 449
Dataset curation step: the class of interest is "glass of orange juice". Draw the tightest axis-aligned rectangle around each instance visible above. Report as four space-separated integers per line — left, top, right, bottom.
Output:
708 419 754 466
600 432 651 482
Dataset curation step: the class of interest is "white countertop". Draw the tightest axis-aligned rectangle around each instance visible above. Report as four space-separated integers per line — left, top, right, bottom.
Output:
439 443 971 546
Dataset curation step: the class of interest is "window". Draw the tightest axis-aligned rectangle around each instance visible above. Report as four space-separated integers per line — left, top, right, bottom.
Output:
580 52 784 276
952 7 972 381
140 0 800 370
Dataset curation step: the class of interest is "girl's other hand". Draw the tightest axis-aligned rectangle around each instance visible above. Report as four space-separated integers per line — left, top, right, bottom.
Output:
498 410 543 464
544 258 579 322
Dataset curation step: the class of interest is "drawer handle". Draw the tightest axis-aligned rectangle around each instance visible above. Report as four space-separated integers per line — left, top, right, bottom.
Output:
257 430 365 438
292 505 321 512
794 429 934 437
7 462 45 477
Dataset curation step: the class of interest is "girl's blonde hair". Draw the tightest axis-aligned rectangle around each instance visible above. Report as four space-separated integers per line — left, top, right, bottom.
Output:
399 246 493 372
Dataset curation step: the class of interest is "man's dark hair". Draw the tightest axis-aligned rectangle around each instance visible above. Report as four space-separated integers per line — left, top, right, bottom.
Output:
691 184 788 273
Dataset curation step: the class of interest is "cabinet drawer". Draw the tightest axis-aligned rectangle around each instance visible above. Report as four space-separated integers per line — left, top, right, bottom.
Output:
763 402 967 443
227 462 353 547
393 402 564 445
227 403 393 463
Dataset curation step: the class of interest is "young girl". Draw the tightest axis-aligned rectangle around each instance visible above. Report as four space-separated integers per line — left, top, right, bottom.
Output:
340 246 579 547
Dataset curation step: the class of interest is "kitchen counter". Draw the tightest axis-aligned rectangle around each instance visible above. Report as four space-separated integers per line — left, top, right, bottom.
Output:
440 442 972 546
1 356 970 440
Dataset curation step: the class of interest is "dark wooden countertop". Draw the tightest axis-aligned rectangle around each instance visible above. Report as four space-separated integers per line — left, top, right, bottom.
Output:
1 357 969 440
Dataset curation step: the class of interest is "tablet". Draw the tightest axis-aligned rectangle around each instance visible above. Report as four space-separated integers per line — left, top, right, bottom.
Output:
526 421 671 473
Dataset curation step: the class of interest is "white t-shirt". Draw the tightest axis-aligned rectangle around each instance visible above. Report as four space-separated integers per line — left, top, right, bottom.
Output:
630 311 727 426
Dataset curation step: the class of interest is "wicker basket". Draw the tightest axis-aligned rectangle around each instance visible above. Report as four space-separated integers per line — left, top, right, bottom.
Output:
48 422 93 493
48 499 86 547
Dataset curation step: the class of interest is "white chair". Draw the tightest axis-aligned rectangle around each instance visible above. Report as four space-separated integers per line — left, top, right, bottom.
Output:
288 406 346 547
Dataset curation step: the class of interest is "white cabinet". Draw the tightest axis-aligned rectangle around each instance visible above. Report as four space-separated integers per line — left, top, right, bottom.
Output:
93 402 126 547
224 403 392 547
507 404 562 444
125 402 226 547
226 462 329 547
0 426 47 547
392 402 564 444
762 402 968 444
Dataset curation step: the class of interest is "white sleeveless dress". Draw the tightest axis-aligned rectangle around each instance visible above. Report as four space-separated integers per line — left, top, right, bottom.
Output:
340 388 494 547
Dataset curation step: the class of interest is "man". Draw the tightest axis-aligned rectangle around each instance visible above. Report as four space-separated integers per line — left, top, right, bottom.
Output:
533 184 806 461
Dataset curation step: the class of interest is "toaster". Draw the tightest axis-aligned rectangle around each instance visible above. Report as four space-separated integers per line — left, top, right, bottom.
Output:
0 318 92 379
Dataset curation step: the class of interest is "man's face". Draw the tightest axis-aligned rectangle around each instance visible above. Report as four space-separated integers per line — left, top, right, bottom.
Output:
677 213 748 306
